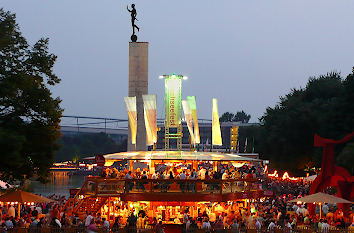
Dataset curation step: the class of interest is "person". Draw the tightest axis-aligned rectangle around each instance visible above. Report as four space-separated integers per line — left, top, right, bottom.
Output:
103 217 110 232
222 170 229 180
125 171 134 191
29 217 39 228
202 217 211 233
87 219 97 233
284 219 292 233
137 213 145 232
8 205 15 218
51 217 62 228
152 171 158 179
318 218 323 231
255 218 262 231
268 220 276 232
50 204 60 220
37 217 46 228
214 217 224 233
112 216 121 233
5 217 14 229
321 219 330 233
185 217 191 232
154 220 164 233
85 212 93 227
322 203 329 216
180 170 187 192
127 212 137 233
230 219 239 233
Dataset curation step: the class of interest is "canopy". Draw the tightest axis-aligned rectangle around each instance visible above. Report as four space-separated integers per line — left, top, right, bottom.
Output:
0 190 54 203
288 192 352 204
85 151 261 163
303 175 317 181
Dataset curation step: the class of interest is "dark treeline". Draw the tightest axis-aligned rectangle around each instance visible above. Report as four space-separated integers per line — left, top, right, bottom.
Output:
238 71 354 175
55 133 127 162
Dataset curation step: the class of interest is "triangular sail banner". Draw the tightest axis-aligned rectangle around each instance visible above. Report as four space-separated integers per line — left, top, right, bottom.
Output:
143 95 157 146
124 97 137 145
187 96 200 144
212 98 222 146
182 100 195 144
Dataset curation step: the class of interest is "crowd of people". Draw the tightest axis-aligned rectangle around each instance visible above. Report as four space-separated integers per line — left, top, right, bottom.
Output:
0 163 352 232
100 163 264 181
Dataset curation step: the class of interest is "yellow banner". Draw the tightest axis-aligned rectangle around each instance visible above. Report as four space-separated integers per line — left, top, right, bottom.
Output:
212 98 222 146
187 96 200 144
143 95 157 146
124 97 137 145
182 100 195 144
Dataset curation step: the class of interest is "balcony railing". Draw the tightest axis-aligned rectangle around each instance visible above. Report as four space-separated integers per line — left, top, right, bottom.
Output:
83 177 262 195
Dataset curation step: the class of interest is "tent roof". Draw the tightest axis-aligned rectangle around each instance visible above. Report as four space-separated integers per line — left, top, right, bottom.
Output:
288 192 352 204
0 190 54 203
85 151 262 162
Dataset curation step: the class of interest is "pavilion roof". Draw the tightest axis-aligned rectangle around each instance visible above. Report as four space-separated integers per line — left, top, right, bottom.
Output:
86 151 262 162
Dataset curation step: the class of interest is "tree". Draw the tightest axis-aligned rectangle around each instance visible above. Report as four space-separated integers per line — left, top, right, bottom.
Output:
234 111 251 123
0 9 62 183
55 133 127 162
219 111 251 123
219 112 234 122
259 71 354 174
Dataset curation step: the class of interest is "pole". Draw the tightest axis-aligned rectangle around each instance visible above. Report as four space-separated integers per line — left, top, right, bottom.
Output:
319 203 322 219
18 203 21 218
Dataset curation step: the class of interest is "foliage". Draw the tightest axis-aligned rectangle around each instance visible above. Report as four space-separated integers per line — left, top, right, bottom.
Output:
259 71 354 174
336 142 354 175
55 133 127 162
0 9 62 183
220 111 251 123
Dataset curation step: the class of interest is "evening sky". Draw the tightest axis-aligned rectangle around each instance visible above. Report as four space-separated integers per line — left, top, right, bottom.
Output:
2 0 354 122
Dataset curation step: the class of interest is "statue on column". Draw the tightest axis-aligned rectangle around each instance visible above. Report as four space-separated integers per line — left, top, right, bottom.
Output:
127 4 140 42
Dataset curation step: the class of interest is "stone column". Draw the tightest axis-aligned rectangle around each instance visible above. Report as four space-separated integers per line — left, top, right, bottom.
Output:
128 42 148 151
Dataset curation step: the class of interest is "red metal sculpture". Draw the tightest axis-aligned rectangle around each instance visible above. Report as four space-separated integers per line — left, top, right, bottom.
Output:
309 132 354 217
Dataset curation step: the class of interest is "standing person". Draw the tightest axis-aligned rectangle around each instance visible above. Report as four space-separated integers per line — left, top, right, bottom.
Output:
103 217 110 232
202 217 211 232
85 212 93 227
87 219 97 233
50 204 60 221
137 213 145 232
112 216 122 233
230 219 239 233
255 218 262 232
8 205 15 218
267 220 276 233
127 212 137 233
214 217 224 233
321 219 330 233
182 210 189 233
154 220 164 233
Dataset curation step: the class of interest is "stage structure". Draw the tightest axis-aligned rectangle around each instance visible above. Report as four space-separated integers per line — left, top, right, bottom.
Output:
159 74 188 151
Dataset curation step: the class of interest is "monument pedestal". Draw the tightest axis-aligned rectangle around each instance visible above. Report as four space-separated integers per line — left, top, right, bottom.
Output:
128 42 148 151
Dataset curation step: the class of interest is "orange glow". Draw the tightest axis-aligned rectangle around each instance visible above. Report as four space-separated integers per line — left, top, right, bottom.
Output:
264 165 268 173
268 170 278 178
282 172 299 181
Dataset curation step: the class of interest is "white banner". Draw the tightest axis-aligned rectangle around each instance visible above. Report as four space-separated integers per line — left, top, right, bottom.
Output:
124 97 137 145
182 100 195 144
187 96 200 144
143 95 157 146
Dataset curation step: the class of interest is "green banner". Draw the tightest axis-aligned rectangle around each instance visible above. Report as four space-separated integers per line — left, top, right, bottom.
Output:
165 75 182 128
